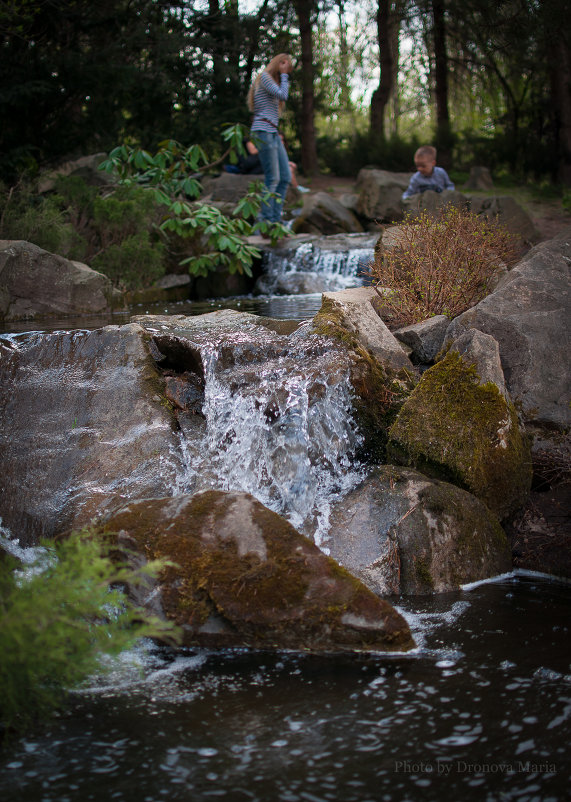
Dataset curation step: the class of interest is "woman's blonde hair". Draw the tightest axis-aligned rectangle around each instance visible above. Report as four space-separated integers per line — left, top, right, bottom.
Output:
247 53 292 113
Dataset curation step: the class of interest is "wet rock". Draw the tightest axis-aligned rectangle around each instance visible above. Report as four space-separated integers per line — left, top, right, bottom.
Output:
101 490 416 652
387 349 532 521
0 240 124 322
315 287 417 376
329 466 511 595
443 228 571 432
291 192 363 235
0 324 183 545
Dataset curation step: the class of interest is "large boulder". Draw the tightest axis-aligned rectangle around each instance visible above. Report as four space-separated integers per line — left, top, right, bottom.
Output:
0 240 124 322
0 324 184 545
100 490 416 653
329 466 511 595
37 153 112 193
356 168 410 223
402 189 468 217
443 228 571 432
291 191 363 235
200 172 263 204
470 195 540 247
387 349 532 521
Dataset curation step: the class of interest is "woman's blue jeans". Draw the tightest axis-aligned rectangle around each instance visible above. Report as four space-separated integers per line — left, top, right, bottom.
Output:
255 131 291 223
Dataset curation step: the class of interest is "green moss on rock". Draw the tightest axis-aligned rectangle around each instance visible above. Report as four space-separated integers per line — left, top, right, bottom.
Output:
387 350 532 520
313 297 415 461
101 491 416 653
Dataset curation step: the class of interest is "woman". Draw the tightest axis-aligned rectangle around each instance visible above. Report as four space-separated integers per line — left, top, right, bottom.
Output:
247 53 293 224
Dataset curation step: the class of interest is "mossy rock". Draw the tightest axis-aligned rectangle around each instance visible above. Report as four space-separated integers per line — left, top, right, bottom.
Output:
313 292 416 460
329 466 511 595
387 350 532 520
101 490 415 653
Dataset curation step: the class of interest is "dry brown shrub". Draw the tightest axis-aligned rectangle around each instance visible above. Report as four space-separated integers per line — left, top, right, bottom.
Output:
369 206 518 328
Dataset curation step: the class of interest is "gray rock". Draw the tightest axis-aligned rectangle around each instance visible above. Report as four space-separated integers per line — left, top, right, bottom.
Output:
470 195 540 247
443 228 571 430
448 328 507 397
0 240 124 322
291 192 363 235
402 189 469 217
38 153 111 193
317 287 416 375
463 166 494 191
329 466 511 595
101 490 416 652
393 315 450 364
200 172 263 203
356 168 410 222
0 323 184 545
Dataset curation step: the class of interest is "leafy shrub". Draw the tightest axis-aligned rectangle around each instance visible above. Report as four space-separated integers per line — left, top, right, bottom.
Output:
370 206 518 328
92 231 165 290
0 180 86 259
100 126 290 278
0 529 179 737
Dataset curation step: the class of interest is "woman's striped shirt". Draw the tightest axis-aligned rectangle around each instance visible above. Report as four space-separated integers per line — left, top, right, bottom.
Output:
251 72 289 133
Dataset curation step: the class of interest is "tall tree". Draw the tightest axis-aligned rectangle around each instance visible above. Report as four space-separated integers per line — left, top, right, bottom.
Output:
370 0 401 138
431 0 452 167
293 0 319 174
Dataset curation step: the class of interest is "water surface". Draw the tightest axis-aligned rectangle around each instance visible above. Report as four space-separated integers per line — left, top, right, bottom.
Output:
1 575 569 802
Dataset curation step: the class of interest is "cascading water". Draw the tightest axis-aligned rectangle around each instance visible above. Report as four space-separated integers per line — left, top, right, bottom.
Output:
254 233 378 295
160 317 366 550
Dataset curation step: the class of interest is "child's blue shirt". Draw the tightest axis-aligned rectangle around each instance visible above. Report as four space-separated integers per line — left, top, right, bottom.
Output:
402 166 455 200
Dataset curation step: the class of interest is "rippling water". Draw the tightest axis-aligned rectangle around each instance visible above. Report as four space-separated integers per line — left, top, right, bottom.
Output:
1 575 569 802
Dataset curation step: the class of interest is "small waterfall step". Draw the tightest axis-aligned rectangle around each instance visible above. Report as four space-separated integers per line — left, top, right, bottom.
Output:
256 232 380 295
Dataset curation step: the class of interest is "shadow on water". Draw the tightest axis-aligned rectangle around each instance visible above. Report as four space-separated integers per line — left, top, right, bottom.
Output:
1 576 569 802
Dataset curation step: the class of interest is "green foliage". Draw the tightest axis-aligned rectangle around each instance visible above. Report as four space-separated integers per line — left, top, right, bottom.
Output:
0 180 86 259
562 190 571 213
92 232 165 291
100 128 290 278
370 207 518 328
0 529 179 737
0 177 167 291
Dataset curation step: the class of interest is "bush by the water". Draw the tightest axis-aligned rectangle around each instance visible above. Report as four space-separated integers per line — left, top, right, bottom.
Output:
0 530 179 737
370 207 518 327
0 177 166 291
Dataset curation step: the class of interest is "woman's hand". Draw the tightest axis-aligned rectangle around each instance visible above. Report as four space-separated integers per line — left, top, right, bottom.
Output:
279 58 292 74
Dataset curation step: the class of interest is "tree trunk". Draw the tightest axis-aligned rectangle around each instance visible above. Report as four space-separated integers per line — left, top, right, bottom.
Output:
431 0 452 168
370 0 395 138
549 32 571 185
294 0 319 175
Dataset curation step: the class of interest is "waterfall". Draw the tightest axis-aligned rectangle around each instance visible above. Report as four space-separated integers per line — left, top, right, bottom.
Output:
255 233 378 296
167 322 366 551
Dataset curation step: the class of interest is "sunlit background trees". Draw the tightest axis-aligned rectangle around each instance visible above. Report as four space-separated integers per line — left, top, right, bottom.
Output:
1 0 569 184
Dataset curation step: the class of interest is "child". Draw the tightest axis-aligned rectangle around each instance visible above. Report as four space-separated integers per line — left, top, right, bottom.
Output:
402 145 455 200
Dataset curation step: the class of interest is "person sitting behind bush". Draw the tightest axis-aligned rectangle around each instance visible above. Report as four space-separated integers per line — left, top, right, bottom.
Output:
224 136 309 192
224 139 264 175
402 145 455 200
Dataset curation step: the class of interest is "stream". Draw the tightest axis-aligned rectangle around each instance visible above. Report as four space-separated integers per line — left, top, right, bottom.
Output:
0 575 569 802
1 246 570 801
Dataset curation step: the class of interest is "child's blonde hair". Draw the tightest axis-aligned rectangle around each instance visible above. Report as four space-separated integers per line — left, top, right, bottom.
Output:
247 53 292 114
415 145 437 161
